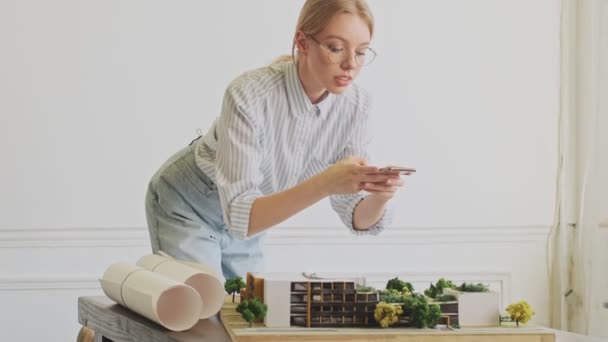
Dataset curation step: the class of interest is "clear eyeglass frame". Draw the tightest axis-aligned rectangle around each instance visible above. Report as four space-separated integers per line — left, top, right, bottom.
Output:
307 35 377 67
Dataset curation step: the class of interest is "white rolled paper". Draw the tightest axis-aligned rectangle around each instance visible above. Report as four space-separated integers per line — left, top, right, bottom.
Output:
99 262 134 306
136 254 225 319
100 262 201 331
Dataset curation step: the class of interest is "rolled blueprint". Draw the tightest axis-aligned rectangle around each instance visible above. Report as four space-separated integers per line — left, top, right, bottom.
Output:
136 254 225 319
100 262 201 331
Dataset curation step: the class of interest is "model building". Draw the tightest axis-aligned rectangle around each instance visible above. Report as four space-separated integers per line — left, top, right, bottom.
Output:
243 273 376 328
241 273 502 329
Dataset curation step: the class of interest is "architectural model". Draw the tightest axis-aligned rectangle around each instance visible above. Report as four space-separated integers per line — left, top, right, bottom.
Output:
240 272 502 329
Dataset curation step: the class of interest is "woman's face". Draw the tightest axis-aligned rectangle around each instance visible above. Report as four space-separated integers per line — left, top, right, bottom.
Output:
302 13 372 95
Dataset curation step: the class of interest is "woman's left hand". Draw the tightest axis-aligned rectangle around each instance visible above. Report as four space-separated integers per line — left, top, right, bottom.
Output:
361 174 404 200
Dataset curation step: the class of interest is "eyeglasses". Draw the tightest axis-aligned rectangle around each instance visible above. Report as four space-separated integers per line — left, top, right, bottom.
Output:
307 35 377 67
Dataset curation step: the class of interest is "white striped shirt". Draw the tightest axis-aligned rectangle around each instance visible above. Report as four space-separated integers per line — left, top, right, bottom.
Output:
194 61 393 240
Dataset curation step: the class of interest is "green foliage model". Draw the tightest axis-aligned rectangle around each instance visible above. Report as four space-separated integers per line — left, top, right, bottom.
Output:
224 276 246 303
424 278 457 298
434 294 457 302
379 288 411 303
236 298 268 327
427 304 442 328
386 277 414 293
374 302 403 328
402 293 442 328
457 282 489 292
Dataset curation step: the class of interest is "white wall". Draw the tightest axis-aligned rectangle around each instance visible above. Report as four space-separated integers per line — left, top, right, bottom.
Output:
0 1 561 341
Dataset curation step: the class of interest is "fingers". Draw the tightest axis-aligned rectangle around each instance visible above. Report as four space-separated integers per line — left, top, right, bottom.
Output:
359 173 400 183
362 183 398 193
358 166 380 175
361 178 404 192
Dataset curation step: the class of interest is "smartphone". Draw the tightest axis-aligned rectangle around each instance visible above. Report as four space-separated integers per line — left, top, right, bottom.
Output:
376 166 416 174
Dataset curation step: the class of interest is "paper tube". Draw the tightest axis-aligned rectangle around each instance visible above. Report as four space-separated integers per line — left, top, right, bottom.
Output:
136 254 225 319
100 262 201 331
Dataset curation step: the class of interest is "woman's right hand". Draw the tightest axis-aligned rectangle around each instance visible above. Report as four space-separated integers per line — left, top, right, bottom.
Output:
316 157 395 196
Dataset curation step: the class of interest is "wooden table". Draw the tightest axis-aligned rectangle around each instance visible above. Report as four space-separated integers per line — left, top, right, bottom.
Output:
79 296 603 342
78 296 231 342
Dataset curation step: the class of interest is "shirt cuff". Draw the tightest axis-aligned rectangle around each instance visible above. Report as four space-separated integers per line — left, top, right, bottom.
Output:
345 195 394 236
226 195 258 240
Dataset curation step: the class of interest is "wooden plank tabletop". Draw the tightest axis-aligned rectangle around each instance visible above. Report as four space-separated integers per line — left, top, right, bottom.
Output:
79 295 604 342
78 296 231 342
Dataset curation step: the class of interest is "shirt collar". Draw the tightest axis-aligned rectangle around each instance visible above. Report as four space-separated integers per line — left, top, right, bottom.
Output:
285 61 334 118
315 91 334 118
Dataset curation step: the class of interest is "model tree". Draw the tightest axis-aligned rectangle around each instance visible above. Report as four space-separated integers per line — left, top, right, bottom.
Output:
506 300 535 327
386 277 414 293
458 282 489 292
374 302 403 328
424 278 457 298
224 276 246 303
402 293 442 328
427 304 443 328
380 289 409 303
236 298 268 327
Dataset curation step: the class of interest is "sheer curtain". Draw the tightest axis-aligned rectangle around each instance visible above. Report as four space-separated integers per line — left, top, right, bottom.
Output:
549 0 606 336
548 0 572 331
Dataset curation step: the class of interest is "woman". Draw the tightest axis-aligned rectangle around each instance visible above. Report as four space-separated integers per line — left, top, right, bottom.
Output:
145 0 405 281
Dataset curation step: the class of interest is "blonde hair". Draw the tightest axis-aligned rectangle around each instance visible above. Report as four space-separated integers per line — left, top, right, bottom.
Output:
273 0 374 64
